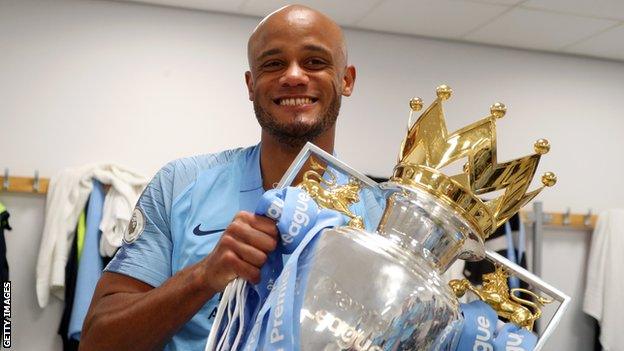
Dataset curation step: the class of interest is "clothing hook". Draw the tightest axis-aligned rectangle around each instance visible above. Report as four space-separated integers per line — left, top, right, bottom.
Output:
583 209 593 227
562 207 571 226
33 170 40 193
2 168 8 191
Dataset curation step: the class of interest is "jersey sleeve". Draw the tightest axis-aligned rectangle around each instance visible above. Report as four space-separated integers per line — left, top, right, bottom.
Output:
104 162 176 287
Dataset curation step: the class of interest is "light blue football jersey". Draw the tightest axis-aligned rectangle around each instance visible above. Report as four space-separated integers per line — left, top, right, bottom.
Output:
105 143 383 350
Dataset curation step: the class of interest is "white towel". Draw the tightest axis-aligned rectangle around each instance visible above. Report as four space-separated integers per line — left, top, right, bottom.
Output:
93 166 148 257
36 163 148 308
583 209 624 351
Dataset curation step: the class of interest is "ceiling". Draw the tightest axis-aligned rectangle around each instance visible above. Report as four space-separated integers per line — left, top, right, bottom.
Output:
120 0 624 62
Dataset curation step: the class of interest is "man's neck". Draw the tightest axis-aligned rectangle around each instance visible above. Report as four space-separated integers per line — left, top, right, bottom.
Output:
259 129 335 190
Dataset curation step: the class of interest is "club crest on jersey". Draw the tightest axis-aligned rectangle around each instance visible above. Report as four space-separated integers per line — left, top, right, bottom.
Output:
124 207 145 244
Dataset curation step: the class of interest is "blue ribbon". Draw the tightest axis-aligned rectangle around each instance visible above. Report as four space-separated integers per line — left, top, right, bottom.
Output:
244 189 344 351
209 187 345 351
456 301 537 351
457 301 498 351
491 323 537 351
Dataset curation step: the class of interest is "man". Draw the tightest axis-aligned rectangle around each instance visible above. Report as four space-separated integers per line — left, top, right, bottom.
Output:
80 5 359 350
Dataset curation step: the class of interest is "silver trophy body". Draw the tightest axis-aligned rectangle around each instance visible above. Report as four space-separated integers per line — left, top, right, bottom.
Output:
297 183 484 350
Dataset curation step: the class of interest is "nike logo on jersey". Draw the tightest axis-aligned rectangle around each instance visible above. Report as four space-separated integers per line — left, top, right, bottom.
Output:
193 225 224 236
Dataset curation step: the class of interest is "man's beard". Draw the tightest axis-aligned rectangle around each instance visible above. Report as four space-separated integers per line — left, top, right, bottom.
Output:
254 94 341 148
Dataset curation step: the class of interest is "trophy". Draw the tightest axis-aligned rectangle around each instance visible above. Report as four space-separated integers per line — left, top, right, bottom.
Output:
273 85 570 350
207 85 571 351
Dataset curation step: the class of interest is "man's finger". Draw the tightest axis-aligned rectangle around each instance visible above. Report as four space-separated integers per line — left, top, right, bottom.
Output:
231 254 261 284
229 224 277 253
231 240 268 267
238 211 278 238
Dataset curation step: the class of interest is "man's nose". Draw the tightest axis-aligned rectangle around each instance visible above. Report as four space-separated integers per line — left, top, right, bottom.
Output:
279 62 309 87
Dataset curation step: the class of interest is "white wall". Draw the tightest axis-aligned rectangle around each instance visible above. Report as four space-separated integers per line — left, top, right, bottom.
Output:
1 0 622 349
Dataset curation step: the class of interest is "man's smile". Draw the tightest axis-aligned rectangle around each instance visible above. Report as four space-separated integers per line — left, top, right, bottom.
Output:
273 96 318 107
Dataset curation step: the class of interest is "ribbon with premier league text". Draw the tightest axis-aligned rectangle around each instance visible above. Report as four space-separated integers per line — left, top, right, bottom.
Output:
456 301 537 351
206 187 345 351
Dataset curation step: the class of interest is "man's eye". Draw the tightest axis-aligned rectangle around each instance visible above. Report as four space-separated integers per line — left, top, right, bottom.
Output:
262 61 283 70
306 58 327 68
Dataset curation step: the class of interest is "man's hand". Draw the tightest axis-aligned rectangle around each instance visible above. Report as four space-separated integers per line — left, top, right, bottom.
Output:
201 211 279 292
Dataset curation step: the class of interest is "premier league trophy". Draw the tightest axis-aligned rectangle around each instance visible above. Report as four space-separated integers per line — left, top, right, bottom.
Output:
207 85 570 351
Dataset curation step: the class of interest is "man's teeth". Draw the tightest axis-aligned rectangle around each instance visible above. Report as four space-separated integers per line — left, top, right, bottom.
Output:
279 98 313 106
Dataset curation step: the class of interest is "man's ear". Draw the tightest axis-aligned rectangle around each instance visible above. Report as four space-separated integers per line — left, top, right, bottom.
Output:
341 65 356 97
245 71 254 101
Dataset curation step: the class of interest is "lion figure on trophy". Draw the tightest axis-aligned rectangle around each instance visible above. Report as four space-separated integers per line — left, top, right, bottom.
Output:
298 159 364 229
449 266 553 330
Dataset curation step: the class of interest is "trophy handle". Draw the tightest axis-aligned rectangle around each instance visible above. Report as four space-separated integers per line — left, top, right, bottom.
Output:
485 250 571 351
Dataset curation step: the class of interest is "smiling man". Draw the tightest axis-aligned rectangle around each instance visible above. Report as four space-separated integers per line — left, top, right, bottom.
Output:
246 5 354 191
80 5 357 351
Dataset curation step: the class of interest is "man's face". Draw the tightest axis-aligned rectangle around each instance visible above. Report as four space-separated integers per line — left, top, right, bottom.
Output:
246 11 355 148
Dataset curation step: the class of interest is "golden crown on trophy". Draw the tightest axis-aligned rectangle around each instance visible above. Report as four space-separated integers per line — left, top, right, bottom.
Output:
392 85 556 239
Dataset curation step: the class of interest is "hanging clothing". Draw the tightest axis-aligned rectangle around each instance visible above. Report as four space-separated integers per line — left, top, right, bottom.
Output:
68 180 105 340
36 164 147 307
583 209 624 351
58 207 85 351
0 202 11 282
